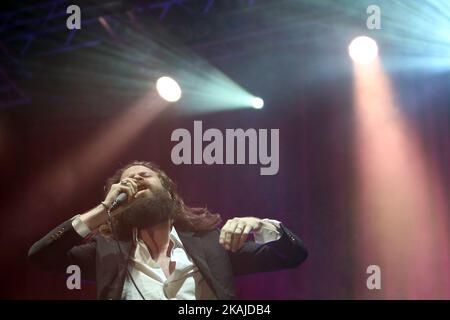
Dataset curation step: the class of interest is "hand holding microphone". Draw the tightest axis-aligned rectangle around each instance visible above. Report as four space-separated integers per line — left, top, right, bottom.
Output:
102 178 141 214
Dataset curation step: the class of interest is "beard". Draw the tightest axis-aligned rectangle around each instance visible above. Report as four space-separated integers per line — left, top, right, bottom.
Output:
121 189 175 229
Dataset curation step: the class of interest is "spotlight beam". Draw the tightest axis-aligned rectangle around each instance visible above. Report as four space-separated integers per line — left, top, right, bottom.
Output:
353 58 450 298
9 91 168 228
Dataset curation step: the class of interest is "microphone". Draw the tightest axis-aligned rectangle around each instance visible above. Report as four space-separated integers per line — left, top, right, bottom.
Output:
109 192 128 211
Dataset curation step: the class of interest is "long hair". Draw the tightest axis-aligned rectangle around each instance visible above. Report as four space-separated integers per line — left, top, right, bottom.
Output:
99 161 221 239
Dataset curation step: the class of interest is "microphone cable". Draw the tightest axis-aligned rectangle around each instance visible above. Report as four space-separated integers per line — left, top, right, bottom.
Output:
106 205 146 300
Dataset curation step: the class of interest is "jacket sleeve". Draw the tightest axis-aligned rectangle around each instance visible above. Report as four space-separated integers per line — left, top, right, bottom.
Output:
229 223 308 276
28 218 97 280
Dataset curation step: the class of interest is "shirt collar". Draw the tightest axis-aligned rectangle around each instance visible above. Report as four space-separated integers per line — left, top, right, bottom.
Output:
169 226 183 248
132 225 184 249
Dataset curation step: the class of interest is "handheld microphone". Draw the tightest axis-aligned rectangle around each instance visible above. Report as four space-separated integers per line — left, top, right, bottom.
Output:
109 192 128 211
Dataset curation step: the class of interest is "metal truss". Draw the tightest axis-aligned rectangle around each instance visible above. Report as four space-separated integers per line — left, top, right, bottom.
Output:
0 0 264 107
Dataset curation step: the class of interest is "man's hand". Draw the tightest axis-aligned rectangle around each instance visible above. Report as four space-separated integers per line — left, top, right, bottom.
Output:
79 178 143 231
219 217 264 252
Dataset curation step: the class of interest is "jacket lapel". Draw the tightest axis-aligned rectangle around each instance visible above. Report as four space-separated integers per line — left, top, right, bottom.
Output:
106 238 133 300
177 230 230 299
104 231 234 300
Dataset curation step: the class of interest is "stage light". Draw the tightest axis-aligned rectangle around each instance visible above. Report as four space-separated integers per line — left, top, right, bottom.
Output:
251 97 264 109
349 36 379 65
156 76 182 102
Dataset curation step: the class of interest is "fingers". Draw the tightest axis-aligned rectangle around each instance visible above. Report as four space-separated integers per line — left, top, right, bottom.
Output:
120 178 139 196
219 219 236 250
109 179 139 204
116 184 134 201
119 178 147 201
231 223 245 252
237 224 252 250
220 219 254 252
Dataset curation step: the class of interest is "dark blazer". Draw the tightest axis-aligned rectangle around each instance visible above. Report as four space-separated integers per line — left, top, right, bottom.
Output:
28 219 308 299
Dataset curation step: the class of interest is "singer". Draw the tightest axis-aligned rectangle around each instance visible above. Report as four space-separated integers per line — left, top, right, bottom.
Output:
28 161 308 300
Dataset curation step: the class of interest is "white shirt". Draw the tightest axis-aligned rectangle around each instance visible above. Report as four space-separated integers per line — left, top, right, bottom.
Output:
72 216 281 300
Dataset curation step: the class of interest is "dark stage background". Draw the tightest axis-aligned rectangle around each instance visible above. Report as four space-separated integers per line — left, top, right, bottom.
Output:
0 0 449 299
